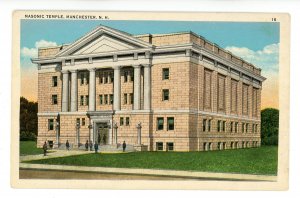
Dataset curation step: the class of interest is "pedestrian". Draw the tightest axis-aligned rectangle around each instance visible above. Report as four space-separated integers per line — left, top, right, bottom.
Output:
122 141 126 152
94 142 99 153
85 140 89 151
89 141 93 151
43 141 47 156
66 140 70 150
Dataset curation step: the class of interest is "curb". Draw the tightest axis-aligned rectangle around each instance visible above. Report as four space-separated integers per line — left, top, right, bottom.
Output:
19 163 277 181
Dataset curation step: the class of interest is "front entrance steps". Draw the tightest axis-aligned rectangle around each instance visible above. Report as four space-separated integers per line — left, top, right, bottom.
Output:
53 143 137 152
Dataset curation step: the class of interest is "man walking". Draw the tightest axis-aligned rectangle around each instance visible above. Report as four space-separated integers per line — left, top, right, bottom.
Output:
85 140 89 151
122 141 126 152
43 141 47 156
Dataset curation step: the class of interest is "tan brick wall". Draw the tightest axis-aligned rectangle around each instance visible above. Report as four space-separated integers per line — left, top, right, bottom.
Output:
151 33 191 46
152 62 190 110
38 47 61 58
96 69 114 111
38 71 62 112
37 116 58 147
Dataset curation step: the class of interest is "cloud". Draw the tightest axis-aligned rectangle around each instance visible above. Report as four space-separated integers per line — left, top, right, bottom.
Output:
21 40 57 58
225 43 279 73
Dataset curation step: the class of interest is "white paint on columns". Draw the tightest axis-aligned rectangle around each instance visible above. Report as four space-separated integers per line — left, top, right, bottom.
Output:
88 68 96 111
62 71 69 112
113 66 121 111
143 64 151 110
133 65 141 110
70 70 78 112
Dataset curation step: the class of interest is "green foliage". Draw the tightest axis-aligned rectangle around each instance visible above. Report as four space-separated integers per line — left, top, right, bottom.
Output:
20 97 38 141
20 141 43 155
261 108 279 145
26 146 278 175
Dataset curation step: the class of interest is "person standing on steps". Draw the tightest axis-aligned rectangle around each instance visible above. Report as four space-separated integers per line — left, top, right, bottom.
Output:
85 140 89 151
43 141 47 156
122 141 126 152
89 140 93 151
66 140 70 150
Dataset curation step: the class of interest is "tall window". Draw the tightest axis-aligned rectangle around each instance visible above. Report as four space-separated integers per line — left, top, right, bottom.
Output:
124 93 127 104
156 142 163 151
48 119 54 130
110 94 113 104
86 73 89 84
223 121 226 132
126 117 130 126
235 122 238 133
76 118 80 125
208 120 211 132
85 95 89 106
82 118 85 126
203 119 207 132
246 123 249 133
130 93 133 104
109 72 114 83
157 117 164 130
52 95 58 105
124 71 128 82
242 123 245 133
99 73 103 84
230 122 233 133
80 95 84 106
162 68 169 80
80 73 84 85
162 89 169 101
99 95 103 105
217 120 221 132
104 95 108 105
167 117 174 130
104 72 108 84
52 76 58 87
120 117 124 126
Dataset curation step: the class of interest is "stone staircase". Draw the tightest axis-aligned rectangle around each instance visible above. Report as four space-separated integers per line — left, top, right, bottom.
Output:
54 143 136 152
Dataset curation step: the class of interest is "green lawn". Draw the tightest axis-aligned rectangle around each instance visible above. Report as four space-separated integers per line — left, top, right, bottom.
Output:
25 146 278 175
20 141 43 155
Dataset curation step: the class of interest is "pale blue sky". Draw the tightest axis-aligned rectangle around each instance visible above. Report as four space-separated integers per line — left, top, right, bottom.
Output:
21 20 279 51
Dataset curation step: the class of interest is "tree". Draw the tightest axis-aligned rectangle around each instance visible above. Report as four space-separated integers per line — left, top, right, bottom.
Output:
261 108 279 145
20 97 38 141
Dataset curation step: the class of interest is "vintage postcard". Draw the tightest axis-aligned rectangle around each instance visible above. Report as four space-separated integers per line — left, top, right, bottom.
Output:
11 11 290 190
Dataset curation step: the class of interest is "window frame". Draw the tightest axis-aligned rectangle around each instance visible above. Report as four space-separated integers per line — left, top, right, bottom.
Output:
52 76 58 87
120 117 124 126
48 119 54 130
162 89 169 101
167 117 174 131
156 142 163 151
162 68 169 80
157 117 164 131
126 117 130 126
52 94 58 105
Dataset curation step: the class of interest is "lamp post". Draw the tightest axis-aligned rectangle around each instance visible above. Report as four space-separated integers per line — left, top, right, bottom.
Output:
76 122 80 148
136 122 142 145
113 122 118 145
55 121 60 147
88 123 93 144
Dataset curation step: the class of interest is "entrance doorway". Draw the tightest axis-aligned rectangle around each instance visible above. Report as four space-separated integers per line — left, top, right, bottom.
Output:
97 123 109 145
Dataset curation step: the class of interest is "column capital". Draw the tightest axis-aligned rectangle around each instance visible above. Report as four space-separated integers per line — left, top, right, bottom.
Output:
113 65 121 70
143 64 152 68
70 69 78 73
88 68 96 72
133 64 142 68
61 70 69 74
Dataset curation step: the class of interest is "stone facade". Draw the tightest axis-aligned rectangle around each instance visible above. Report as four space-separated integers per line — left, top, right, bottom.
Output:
33 25 265 151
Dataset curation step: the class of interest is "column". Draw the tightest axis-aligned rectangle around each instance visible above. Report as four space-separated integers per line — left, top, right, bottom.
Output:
70 70 78 112
88 68 96 111
136 122 142 145
62 70 69 112
133 65 141 110
113 66 121 111
144 64 151 110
